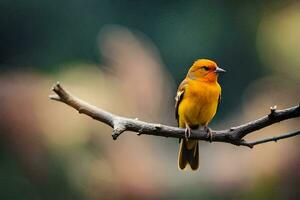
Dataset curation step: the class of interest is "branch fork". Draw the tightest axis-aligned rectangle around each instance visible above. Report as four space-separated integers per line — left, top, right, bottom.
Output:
112 119 127 140
50 82 300 148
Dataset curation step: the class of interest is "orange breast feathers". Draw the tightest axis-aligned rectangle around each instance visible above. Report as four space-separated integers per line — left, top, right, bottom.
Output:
178 79 221 127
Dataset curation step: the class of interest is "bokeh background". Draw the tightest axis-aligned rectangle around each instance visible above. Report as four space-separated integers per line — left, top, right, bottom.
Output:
1 1 300 199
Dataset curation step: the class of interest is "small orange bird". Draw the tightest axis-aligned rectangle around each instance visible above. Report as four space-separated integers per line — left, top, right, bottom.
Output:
175 59 225 170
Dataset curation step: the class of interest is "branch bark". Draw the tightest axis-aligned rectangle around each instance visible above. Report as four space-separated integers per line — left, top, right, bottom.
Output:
49 82 300 148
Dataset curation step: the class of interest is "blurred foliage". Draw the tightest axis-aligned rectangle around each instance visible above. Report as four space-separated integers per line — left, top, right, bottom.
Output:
0 0 300 199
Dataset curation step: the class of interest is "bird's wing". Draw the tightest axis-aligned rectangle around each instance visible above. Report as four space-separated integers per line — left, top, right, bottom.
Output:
217 94 221 111
175 79 188 125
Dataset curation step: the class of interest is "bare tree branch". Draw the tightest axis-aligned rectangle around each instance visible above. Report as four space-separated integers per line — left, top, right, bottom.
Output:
49 82 300 148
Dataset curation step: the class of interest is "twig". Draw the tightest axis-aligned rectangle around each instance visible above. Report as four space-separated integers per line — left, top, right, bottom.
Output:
241 130 300 147
49 82 300 148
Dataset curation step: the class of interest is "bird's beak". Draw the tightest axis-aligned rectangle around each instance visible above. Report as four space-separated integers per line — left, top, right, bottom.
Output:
215 67 226 73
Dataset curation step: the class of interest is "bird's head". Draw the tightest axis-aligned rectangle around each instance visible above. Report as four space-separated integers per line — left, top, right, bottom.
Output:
187 59 226 82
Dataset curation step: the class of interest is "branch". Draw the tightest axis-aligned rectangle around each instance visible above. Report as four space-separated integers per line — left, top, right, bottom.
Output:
243 130 300 147
49 82 300 148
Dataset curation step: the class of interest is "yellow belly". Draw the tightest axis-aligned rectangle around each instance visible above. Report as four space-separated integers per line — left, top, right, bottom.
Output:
178 81 220 128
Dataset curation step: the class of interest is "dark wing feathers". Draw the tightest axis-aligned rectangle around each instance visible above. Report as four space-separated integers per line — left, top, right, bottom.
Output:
175 79 187 125
175 90 184 121
217 94 221 111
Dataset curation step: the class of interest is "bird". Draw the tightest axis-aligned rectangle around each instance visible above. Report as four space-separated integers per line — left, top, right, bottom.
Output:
175 59 225 170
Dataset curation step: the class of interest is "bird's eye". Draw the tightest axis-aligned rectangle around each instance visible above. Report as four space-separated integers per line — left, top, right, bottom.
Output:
202 66 209 71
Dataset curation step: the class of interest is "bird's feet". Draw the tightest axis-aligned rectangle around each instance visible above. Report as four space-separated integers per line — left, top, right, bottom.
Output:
204 126 213 142
185 126 192 140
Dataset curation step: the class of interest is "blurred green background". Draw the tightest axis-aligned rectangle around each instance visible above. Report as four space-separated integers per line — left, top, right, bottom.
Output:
0 0 300 199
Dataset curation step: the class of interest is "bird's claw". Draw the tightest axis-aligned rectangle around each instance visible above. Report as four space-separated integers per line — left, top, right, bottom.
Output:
204 126 213 142
185 127 191 140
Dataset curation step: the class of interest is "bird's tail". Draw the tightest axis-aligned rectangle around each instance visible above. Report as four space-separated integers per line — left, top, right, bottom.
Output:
178 139 199 170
